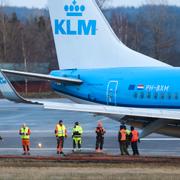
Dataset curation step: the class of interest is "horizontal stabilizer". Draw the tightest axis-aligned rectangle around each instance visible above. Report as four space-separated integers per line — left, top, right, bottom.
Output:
1 69 83 84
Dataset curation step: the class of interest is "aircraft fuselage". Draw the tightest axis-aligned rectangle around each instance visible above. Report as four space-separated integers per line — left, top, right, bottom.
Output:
50 67 180 108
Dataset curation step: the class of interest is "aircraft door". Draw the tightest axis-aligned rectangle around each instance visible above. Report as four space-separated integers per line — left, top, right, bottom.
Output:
107 81 118 105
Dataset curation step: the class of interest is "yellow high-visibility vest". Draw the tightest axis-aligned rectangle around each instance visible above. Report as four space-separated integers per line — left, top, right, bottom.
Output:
72 125 83 137
126 130 131 135
20 127 30 139
56 124 66 137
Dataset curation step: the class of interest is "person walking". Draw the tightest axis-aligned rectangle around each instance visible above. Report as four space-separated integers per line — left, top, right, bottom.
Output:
19 123 31 155
72 122 83 152
55 120 67 155
130 126 140 155
95 121 106 152
118 125 129 155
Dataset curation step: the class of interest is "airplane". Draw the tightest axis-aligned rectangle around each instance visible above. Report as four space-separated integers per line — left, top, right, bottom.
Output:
0 0 180 138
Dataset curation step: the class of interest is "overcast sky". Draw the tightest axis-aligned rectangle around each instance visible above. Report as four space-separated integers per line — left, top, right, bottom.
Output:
4 0 180 8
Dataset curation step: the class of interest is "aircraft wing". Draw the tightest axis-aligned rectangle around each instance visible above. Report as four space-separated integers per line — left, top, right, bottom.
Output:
44 102 180 137
43 102 180 120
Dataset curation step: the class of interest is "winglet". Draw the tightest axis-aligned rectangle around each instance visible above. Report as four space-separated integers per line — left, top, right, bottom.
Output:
0 70 42 105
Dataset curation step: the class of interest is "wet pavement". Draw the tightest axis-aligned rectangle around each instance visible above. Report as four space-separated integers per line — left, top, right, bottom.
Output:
0 99 180 157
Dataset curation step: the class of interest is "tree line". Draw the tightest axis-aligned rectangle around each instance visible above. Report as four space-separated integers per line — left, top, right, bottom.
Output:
109 5 178 66
0 10 58 71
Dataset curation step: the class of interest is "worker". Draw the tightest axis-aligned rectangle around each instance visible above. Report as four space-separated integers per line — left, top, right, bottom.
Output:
55 120 67 155
130 126 140 155
124 125 131 149
0 136 2 141
19 123 31 155
72 122 83 152
118 125 129 155
95 121 106 152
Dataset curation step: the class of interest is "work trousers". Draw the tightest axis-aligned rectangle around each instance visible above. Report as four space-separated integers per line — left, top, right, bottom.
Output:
57 137 64 153
96 136 104 150
126 140 131 149
22 139 30 152
73 137 82 149
119 141 129 155
131 141 139 155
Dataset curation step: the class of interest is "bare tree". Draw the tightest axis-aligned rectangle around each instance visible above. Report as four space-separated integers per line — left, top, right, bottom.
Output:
0 0 8 61
110 12 129 45
140 1 175 62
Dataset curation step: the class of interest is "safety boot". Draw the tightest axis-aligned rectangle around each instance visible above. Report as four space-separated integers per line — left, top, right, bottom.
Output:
22 152 26 155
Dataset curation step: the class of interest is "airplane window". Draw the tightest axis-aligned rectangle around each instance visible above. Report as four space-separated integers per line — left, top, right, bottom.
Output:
168 93 171 100
175 93 178 100
160 93 164 100
154 93 158 99
147 92 151 99
133 92 138 98
140 92 144 99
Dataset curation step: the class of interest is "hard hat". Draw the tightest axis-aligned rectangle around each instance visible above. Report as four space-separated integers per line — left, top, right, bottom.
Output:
22 123 26 127
75 122 79 125
59 120 63 124
120 125 124 130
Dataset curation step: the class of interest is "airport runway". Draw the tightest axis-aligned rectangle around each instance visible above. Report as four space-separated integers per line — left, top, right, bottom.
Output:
0 99 180 156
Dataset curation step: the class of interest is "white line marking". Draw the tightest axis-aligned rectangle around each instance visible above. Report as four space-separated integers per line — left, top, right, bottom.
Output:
0 148 93 151
142 138 180 141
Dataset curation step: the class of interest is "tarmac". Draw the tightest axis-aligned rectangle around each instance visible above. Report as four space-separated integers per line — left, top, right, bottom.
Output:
0 99 180 157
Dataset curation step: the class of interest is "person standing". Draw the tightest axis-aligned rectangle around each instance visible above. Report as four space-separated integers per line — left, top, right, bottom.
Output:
55 120 67 155
19 123 31 155
130 126 140 155
72 122 83 152
118 125 129 155
95 121 106 152
124 125 131 149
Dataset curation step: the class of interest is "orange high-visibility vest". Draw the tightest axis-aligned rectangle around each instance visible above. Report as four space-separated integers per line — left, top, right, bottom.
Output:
120 129 126 141
131 130 139 142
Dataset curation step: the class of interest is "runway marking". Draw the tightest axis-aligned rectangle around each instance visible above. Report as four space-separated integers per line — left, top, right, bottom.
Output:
142 138 180 141
0 148 179 152
0 148 99 151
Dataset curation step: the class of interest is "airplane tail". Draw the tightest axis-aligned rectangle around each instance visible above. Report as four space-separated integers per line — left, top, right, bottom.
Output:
48 0 170 69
